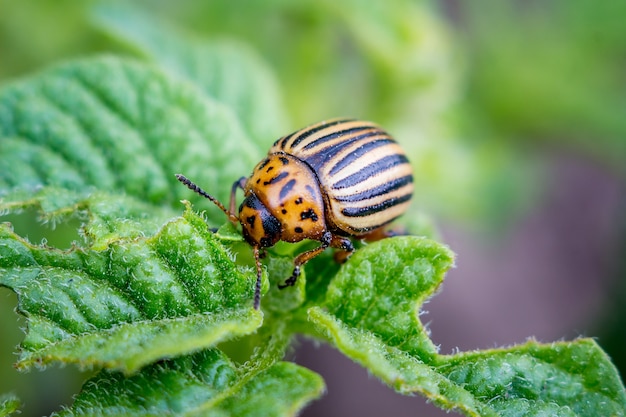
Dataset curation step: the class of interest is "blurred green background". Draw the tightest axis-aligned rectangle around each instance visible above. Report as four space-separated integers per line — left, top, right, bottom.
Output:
1 1 624 416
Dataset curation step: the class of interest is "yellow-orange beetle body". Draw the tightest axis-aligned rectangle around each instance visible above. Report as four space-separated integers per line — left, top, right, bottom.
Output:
238 154 327 247
177 118 414 309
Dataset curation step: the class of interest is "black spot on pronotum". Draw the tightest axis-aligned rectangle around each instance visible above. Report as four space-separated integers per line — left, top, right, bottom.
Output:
263 171 288 186
257 158 271 171
300 208 318 222
279 156 289 165
246 216 256 228
279 178 296 201
295 197 303 205
281 209 287 214
295 227 304 233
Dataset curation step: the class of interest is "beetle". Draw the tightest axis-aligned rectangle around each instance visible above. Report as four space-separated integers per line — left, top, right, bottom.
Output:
176 118 413 309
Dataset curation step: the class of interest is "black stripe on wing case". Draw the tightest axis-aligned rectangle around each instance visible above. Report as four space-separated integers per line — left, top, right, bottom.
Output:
301 125 374 150
327 138 395 177
334 175 413 203
288 119 351 149
302 132 382 171
331 154 410 190
340 193 413 217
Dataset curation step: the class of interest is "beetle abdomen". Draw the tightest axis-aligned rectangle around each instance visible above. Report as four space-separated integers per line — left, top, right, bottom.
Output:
270 119 414 235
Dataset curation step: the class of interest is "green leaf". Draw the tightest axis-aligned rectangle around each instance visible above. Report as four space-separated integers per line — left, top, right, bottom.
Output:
321 237 449 359
0 207 262 374
438 339 626 417
91 3 288 143
262 254 307 314
0 56 261 216
0 394 21 417
309 237 626 416
55 348 323 417
0 187 176 249
464 0 626 173
309 308 489 415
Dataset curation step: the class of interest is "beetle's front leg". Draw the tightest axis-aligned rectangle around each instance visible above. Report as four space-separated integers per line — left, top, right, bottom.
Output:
279 232 353 289
332 236 355 264
229 176 247 218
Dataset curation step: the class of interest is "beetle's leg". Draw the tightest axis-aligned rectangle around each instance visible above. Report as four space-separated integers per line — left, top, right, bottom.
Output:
334 226 403 263
331 234 355 264
359 226 407 242
279 231 331 289
229 177 248 220
334 249 353 264
279 232 353 289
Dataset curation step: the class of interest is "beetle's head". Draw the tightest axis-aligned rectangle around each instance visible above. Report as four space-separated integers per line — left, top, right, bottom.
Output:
239 193 282 248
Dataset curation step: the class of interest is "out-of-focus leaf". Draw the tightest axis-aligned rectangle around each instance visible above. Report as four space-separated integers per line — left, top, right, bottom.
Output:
0 56 261 217
0 394 20 417
92 4 288 144
463 0 626 174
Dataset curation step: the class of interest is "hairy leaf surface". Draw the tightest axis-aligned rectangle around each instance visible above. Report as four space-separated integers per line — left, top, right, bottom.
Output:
0 56 260 218
57 349 323 417
0 208 261 374
0 394 20 417
309 238 626 416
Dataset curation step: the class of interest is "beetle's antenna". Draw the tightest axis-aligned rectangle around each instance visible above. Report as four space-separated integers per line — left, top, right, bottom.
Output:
176 174 240 224
252 246 262 310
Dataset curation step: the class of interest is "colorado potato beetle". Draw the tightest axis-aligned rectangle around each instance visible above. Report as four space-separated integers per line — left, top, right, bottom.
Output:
176 118 414 309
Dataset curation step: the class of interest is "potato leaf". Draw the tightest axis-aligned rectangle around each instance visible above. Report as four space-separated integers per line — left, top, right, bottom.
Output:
0 56 261 217
0 206 262 374
54 348 323 417
309 237 626 416
91 3 288 143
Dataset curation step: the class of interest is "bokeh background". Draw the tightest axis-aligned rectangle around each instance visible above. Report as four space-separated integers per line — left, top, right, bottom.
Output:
1 1 624 416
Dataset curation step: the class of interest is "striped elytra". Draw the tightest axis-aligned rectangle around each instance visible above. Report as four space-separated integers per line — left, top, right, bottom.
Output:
270 119 413 235
176 118 413 310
